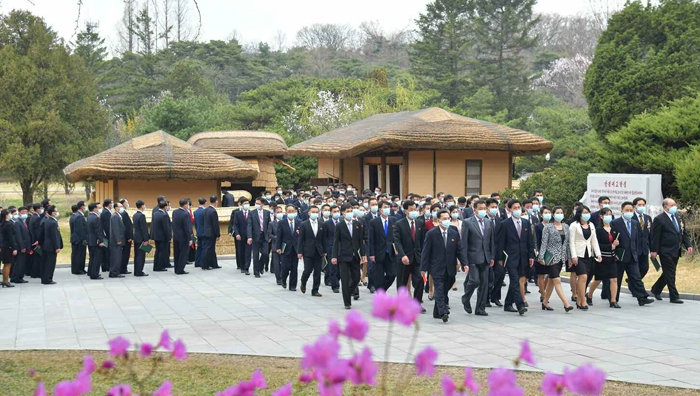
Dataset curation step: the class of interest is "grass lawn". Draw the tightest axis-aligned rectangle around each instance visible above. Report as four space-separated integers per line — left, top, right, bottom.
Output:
1 351 699 395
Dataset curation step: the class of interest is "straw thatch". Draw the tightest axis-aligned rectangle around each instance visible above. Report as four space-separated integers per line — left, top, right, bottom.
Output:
188 131 288 157
289 108 553 158
63 131 259 182
243 158 278 189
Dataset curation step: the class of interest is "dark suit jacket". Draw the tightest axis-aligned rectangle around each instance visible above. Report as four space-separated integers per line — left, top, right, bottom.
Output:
203 206 220 238
332 219 366 262
230 210 250 238
461 216 496 267
13 219 30 250
269 218 280 246
633 213 652 255
420 226 467 277
368 216 396 262
133 211 149 244
276 217 301 256
298 219 325 257
109 213 126 246
152 210 172 242
87 213 104 246
43 217 63 251
393 217 424 265
611 217 641 263
496 217 535 266
172 208 193 243
590 210 614 229
323 218 339 256
1 222 17 251
29 213 41 244
122 211 134 241
246 209 270 243
651 212 691 259
222 192 235 207
71 212 87 244
193 207 205 235
100 209 112 238
464 207 474 219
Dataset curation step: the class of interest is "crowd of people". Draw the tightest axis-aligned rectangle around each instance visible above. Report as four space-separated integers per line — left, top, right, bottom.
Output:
0 185 692 325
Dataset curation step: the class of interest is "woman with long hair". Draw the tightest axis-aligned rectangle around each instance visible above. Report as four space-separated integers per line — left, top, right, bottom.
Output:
1 209 17 287
537 206 574 312
587 207 621 308
569 205 602 310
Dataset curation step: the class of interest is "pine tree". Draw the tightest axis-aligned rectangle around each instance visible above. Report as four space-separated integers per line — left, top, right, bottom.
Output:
72 21 108 75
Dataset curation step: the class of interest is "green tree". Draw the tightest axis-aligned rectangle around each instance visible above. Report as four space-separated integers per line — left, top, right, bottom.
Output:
72 21 108 75
674 146 700 206
162 59 215 99
0 11 109 204
411 0 473 107
584 0 700 136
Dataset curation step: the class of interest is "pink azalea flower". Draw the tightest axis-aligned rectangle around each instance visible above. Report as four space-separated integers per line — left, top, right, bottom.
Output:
172 339 187 360
301 335 340 371
101 360 116 370
33 382 46 396
299 372 315 383
153 380 173 396
250 369 266 389
343 310 369 341
441 375 461 396
541 372 566 396
158 330 172 351
347 348 378 386
217 369 267 396
517 340 535 366
566 364 605 395
28 369 37 377
488 367 517 390
54 371 91 396
415 346 438 376
106 384 131 396
464 367 479 394
395 287 422 326
328 320 341 340
108 336 130 357
272 383 292 396
317 359 348 396
372 289 399 321
140 343 154 357
82 355 96 375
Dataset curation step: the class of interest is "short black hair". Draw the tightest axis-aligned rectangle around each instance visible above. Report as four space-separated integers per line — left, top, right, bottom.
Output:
41 198 50 207
458 196 467 204
238 197 249 204
119 198 127 205
621 201 634 210
103 198 112 207
632 197 647 206
444 194 454 201
46 205 57 215
77 201 85 209
88 203 98 212
136 200 145 209
32 203 42 211
491 192 500 198
436 209 450 219
403 200 416 211
341 203 353 212
179 198 189 207
198 197 206 205
507 199 521 209
598 196 610 204
158 201 168 209
18 206 27 212
210 195 218 203
522 198 532 206
600 207 613 217
485 198 498 207
71 205 78 213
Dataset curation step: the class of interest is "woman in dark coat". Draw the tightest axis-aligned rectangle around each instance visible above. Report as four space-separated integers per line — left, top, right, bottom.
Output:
1 209 17 287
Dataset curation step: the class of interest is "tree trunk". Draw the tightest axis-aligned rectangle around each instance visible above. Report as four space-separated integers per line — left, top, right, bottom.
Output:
19 180 34 205
83 181 91 201
42 182 49 200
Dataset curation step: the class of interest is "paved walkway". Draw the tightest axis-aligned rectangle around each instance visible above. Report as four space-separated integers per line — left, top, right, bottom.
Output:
3 261 700 390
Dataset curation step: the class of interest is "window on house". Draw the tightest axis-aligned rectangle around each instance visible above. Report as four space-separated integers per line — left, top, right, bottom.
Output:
465 160 482 196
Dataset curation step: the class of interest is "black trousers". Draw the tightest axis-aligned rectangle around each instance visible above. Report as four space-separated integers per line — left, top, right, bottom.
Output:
195 238 203 267
120 241 132 273
339 259 361 307
71 242 86 274
281 249 299 289
109 245 122 277
432 272 454 318
491 263 507 302
133 243 146 275
30 251 42 278
463 263 489 311
102 246 110 272
618 260 647 301
504 263 524 309
272 251 282 282
372 254 396 291
252 236 269 275
201 237 218 269
154 241 170 270
173 240 189 274
397 259 424 303
638 253 650 280
42 252 57 284
651 254 680 301
188 243 196 263
10 252 27 282
235 238 251 269
301 253 323 293
87 246 103 278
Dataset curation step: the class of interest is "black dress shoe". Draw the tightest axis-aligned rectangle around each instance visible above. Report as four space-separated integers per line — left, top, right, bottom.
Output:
42 281 57 285
121 271 132 275
586 296 594 306
300 284 307 294
333 288 339 293
421 307 427 314
369 286 376 294
345 305 351 310
670 299 684 304
504 306 518 313
638 297 654 306
610 302 621 308
245 270 250 275
176 271 189 275
277 280 282 285
441 314 449 323
564 306 574 313
576 304 589 310
518 307 528 316
289 288 296 292
78 271 87 275
201 267 210 270
282 282 287 289
312 292 322 297
240 269 246 273
475 310 488 316
523 301 529 308
135 273 149 277
14 280 29 283
212 265 222 269
90 276 103 280
353 294 360 301
653 294 663 301
153 269 166 272
1 282 15 287
484 302 493 308
464 303 472 314
255 274 261 278
493 300 503 307
109 275 125 278
542 304 554 311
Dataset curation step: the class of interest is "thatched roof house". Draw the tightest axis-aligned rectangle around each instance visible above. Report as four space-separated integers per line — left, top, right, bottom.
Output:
188 130 292 191
289 108 552 197
63 130 258 205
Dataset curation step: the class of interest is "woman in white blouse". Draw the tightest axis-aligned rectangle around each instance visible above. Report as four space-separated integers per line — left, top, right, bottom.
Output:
569 205 602 310
449 205 464 291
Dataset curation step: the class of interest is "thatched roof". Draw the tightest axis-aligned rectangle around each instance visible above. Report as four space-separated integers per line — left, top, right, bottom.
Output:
243 158 278 189
188 131 288 157
63 131 259 182
289 108 553 158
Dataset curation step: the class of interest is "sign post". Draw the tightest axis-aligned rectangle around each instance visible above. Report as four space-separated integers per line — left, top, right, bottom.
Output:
579 174 663 218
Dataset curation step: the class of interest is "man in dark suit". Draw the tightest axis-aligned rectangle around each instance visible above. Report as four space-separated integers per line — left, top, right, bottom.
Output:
496 200 533 316
486 198 504 306
132 200 149 277
172 198 193 275
490 193 507 219
41 205 62 285
298 206 325 296
461 201 496 316
270 206 284 284
86 203 105 280
611 202 654 306
152 195 165 218
323 205 341 293
393 201 425 311
69 204 79 273
331 203 367 309
70 202 88 275
633 197 653 281
247 198 270 278
109 202 126 279
368 201 397 292
421 209 468 323
10 206 31 283
230 197 252 272
193 198 206 268
650 198 692 304
589 196 611 228
100 198 113 272
276 205 301 291
222 190 235 207
118 199 133 275
28 203 44 279
202 195 221 270
152 201 172 272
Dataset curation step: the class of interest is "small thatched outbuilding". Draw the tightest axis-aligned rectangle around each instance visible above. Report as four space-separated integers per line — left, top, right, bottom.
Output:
289 107 553 197
187 131 292 192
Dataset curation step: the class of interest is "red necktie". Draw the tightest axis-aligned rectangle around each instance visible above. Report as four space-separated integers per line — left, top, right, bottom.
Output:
244 211 247 220
410 221 415 241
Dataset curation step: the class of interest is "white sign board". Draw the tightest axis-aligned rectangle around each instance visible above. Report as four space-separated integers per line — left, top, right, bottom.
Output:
579 174 663 218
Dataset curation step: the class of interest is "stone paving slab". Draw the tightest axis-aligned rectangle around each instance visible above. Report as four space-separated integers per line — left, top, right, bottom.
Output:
2 260 700 390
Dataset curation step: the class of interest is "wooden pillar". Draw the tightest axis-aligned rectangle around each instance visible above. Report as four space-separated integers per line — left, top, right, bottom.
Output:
380 152 387 193
508 154 513 189
402 152 409 198
113 179 120 201
432 150 437 197
339 159 345 183
359 156 365 190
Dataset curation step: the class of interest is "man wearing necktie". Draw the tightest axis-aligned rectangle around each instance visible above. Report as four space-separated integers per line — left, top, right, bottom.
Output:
394 201 426 311
633 197 653 281
495 200 533 316
368 201 397 293
246 198 270 278
323 206 342 293
651 198 692 304
461 201 496 316
231 197 252 273
276 205 300 291
611 202 654 306
332 203 367 310
298 206 325 296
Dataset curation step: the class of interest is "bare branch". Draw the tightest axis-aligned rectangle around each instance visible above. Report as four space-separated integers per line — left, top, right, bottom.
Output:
191 0 201 41
71 0 83 40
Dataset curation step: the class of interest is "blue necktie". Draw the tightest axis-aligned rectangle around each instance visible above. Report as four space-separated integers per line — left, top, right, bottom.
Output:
626 220 632 236
383 219 388 237
672 215 680 232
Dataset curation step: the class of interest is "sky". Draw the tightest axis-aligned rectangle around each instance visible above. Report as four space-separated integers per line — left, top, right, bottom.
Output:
1 0 599 52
